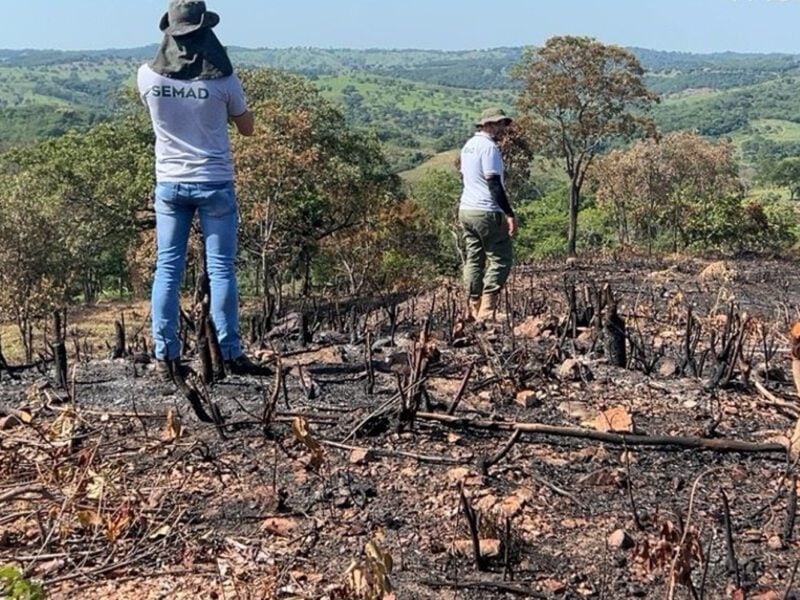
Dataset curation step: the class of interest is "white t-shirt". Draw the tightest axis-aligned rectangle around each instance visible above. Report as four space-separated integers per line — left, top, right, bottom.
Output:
137 64 248 182
459 132 505 212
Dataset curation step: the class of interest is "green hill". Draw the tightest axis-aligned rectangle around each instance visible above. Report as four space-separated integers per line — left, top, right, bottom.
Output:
4 46 800 171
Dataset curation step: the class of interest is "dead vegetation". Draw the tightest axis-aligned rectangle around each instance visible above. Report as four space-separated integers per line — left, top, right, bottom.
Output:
2 256 800 599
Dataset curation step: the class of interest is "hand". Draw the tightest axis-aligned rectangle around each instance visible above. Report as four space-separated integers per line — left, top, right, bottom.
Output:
507 216 517 238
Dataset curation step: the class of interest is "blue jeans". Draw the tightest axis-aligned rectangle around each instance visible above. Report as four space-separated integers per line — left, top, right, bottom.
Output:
152 181 242 361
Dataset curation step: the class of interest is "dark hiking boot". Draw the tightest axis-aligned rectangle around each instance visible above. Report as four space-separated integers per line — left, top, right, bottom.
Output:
224 354 273 377
154 359 190 386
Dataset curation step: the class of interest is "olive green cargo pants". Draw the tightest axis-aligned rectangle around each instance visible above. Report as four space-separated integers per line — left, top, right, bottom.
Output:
459 209 513 298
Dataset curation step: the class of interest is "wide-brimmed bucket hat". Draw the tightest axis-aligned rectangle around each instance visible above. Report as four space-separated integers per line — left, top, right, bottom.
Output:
159 0 220 37
476 107 513 127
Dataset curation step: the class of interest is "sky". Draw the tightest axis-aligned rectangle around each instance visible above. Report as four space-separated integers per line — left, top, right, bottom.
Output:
3 0 800 54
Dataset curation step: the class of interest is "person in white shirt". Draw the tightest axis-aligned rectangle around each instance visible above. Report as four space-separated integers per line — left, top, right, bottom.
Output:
459 107 516 321
138 0 266 383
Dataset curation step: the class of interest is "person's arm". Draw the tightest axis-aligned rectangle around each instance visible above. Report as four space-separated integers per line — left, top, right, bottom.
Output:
487 175 516 237
231 111 254 136
227 74 254 136
487 175 514 218
482 144 515 235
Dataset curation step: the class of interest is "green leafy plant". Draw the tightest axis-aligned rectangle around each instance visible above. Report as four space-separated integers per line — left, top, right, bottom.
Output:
0 565 45 600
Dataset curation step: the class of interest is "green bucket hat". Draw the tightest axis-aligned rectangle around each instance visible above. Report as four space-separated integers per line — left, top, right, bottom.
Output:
160 0 220 37
476 107 513 127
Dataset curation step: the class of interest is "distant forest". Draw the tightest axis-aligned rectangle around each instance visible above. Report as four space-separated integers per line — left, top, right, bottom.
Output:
3 45 800 170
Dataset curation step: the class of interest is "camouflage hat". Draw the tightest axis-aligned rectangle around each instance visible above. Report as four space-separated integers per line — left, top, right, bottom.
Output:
160 0 220 37
476 107 513 127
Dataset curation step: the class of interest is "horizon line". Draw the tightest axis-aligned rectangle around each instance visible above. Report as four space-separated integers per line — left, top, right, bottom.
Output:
1 44 800 57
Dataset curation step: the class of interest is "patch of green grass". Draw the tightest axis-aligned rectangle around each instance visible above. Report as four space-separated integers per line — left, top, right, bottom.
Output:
400 150 459 184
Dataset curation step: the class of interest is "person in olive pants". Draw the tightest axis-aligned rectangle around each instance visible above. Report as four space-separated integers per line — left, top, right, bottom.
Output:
458 108 516 321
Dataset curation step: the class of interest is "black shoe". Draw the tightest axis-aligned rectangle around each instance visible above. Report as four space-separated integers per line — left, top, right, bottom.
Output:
223 354 273 376
154 359 189 385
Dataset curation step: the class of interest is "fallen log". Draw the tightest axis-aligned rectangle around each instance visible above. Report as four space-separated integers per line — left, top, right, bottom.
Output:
422 579 550 598
416 412 787 455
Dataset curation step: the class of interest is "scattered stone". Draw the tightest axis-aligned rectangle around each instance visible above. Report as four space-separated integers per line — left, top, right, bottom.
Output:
593 406 634 433
349 448 372 465
514 389 540 409
513 316 545 339
657 357 678 378
557 401 592 421
557 358 592 382
575 328 595 351
608 529 635 550
446 467 471 483
752 591 782 600
370 337 394 352
541 579 567 594
767 535 785 551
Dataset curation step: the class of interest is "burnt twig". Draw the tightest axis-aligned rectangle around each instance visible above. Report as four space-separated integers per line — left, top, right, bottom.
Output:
783 474 797 544
459 483 485 572
446 363 474 415
721 489 740 589
479 428 521 476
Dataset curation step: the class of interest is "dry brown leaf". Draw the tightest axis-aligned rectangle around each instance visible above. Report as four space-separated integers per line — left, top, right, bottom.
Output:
451 538 501 558
292 416 324 469
163 408 183 442
474 494 498 513
262 516 299 538
513 316 545 339
541 579 567 594
593 406 633 433
76 509 102 528
498 493 527 517
578 468 623 487
730 588 746 600
349 448 372 465
105 509 132 542
514 390 538 408
446 467 471 483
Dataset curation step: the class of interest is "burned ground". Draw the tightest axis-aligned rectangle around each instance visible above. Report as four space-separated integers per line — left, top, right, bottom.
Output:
2 256 800 599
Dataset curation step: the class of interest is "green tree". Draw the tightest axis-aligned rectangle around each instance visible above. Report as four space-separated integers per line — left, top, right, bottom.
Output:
513 36 657 256
0 172 72 360
409 168 463 271
767 157 800 200
592 132 792 253
234 69 400 300
3 113 154 303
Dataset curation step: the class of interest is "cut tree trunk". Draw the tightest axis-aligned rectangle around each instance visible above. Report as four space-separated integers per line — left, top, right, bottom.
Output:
52 310 68 391
111 315 126 359
567 181 580 257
